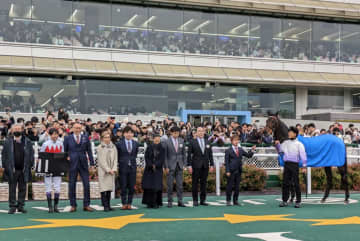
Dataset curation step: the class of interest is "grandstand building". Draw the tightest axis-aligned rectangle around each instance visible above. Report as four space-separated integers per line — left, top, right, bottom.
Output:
0 0 360 122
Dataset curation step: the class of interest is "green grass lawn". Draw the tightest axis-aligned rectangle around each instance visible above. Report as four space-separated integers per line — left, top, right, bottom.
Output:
0 194 358 241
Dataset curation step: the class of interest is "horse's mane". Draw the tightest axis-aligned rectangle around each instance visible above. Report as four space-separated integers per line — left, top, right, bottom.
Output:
276 119 289 143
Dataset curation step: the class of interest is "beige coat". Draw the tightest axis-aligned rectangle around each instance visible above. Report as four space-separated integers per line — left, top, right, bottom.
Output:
96 142 118 192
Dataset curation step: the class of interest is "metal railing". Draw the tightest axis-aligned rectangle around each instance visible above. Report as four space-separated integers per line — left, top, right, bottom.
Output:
2 142 360 196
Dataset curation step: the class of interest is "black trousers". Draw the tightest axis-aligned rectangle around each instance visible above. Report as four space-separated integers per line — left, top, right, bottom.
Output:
9 170 27 209
100 191 111 208
289 176 296 201
282 162 301 203
226 169 242 202
142 189 162 207
192 167 209 202
120 166 137 205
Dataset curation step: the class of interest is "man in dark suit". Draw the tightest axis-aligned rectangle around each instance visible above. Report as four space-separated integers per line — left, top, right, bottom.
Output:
239 124 248 143
187 126 214 206
1 124 34 214
225 135 256 206
164 126 186 208
116 126 139 210
64 123 95 212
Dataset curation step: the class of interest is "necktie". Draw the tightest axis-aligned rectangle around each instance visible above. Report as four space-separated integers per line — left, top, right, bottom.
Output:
76 135 80 144
127 141 132 166
200 139 204 153
174 138 178 152
127 141 132 153
235 147 239 157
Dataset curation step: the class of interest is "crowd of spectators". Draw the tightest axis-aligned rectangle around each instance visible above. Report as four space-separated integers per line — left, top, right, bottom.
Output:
299 122 360 145
0 94 161 117
1 19 360 63
0 109 275 146
1 108 359 148
0 94 80 115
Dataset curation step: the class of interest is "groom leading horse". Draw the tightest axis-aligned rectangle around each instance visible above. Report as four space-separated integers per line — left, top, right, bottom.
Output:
266 112 349 204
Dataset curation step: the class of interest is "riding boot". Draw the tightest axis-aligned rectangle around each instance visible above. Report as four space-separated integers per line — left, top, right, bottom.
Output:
46 193 53 213
54 193 60 213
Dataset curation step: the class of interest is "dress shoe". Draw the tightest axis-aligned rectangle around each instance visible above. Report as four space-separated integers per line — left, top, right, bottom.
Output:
8 208 16 214
279 202 288 207
167 202 173 208
127 204 132 210
178 202 186 207
83 206 94 212
17 207 27 213
70 206 77 212
193 201 199 206
121 205 128 210
294 203 301 208
200 202 209 206
104 207 111 212
233 201 240 206
226 201 232 206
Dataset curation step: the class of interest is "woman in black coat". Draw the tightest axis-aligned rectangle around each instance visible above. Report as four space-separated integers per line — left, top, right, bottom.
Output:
142 135 165 208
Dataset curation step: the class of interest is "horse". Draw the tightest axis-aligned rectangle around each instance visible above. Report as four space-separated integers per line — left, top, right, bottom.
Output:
266 114 349 204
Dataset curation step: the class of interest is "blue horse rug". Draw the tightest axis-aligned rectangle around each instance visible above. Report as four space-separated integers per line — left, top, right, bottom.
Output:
278 134 346 167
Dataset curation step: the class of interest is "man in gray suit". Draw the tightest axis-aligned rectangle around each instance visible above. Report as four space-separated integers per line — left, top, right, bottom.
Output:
164 126 186 208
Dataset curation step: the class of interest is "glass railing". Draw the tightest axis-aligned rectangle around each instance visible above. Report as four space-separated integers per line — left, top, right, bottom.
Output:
0 1 359 64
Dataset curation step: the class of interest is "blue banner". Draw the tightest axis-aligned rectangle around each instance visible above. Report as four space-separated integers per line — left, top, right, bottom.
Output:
278 134 346 167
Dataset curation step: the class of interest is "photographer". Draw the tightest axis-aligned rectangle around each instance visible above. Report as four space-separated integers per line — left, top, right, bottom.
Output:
208 129 225 147
24 121 39 142
0 118 9 140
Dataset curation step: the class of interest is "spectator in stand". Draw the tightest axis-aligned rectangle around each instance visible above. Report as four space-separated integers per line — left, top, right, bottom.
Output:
208 129 225 146
259 127 273 144
24 121 39 142
247 126 261 144
58 108 69 123
307 123 320 137
320 129 327 135
239 123 248 143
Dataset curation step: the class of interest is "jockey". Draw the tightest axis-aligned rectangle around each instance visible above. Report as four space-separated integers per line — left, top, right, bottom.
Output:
39 128 64 213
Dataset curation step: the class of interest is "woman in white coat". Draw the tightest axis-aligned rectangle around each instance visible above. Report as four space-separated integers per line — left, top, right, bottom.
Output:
97 131 118 212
